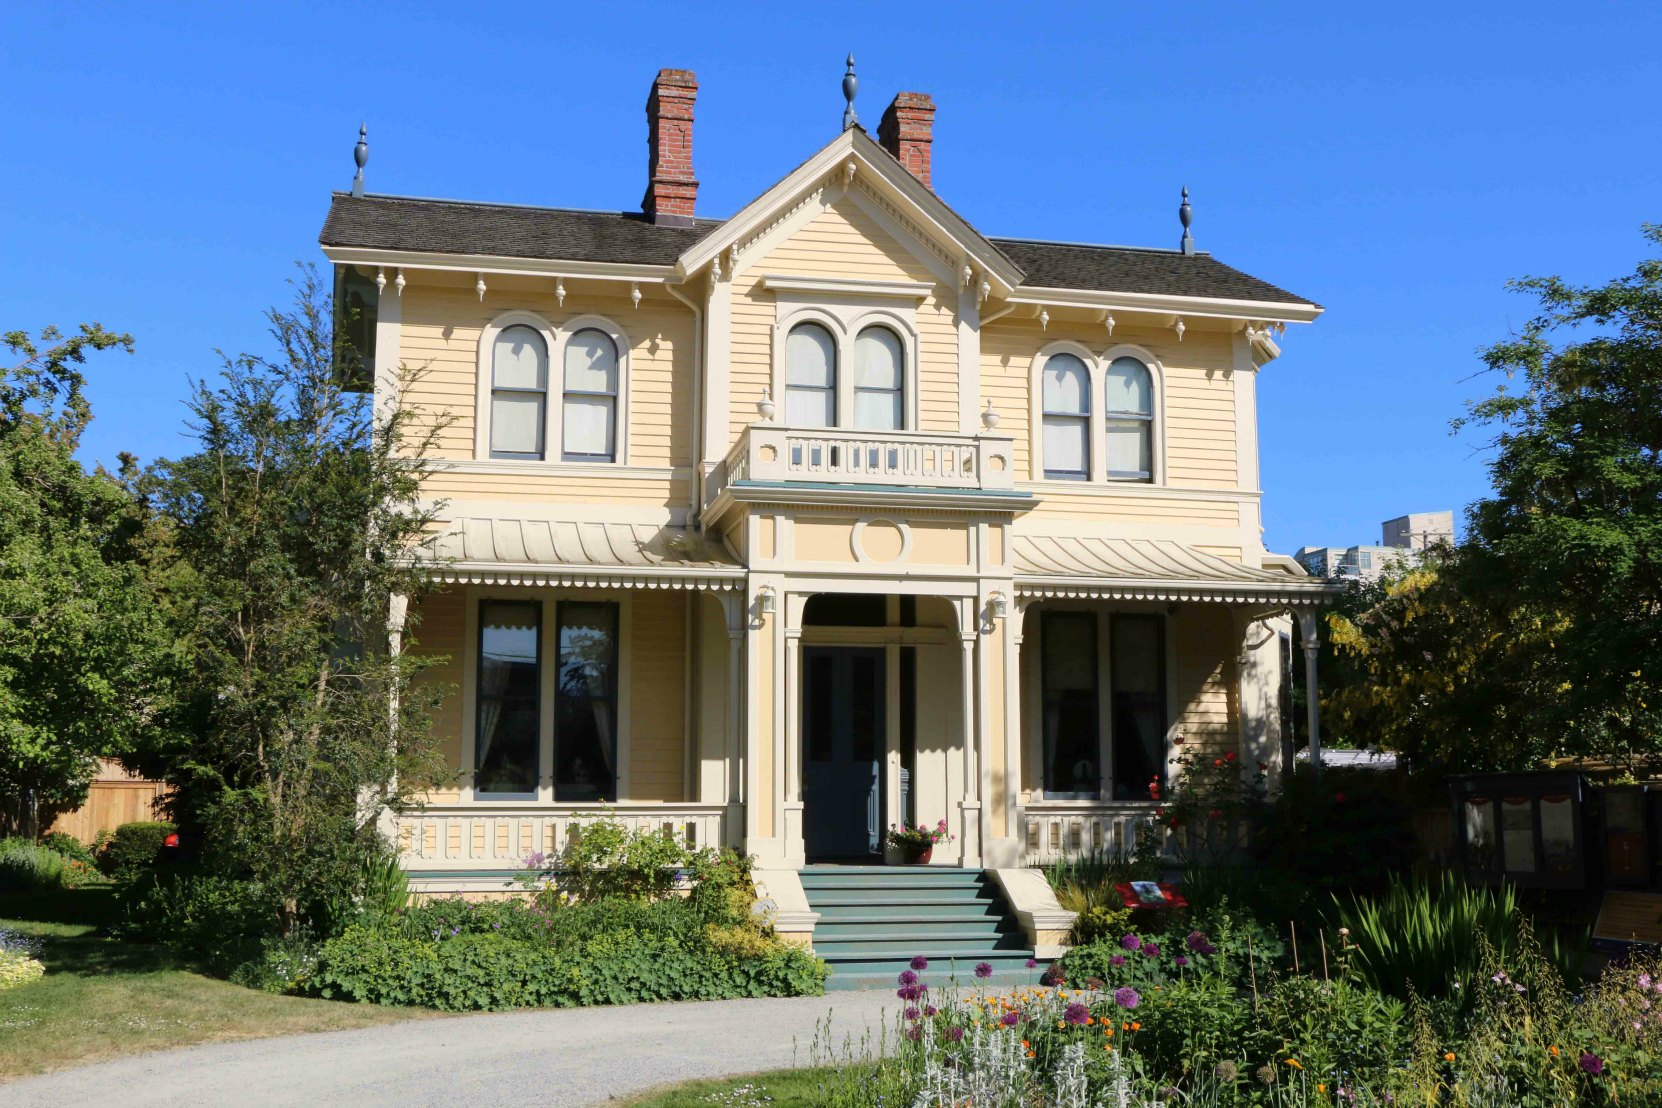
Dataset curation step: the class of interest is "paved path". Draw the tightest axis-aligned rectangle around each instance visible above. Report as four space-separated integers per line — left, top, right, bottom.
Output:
3 991 905 1107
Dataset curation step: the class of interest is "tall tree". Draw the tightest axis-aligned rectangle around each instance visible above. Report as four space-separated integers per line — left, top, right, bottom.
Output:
0 325 174 833
1328 226 1662 774
155 265 450 930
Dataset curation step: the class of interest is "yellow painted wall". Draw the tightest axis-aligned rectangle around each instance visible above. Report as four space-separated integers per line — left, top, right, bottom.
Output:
1171 606 1238 761
409 587 465 802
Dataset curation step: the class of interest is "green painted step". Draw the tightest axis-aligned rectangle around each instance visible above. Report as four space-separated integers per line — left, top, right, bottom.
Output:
804 886 1000 905
814 919 1017 940
812 900 1006 921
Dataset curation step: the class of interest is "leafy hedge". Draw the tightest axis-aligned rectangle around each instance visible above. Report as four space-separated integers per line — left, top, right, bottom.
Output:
98 821 176 881
311 921 826 1010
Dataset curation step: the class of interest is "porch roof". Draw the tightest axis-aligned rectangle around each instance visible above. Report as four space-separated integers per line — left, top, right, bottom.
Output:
424 517 745 591
1012 535 1338 606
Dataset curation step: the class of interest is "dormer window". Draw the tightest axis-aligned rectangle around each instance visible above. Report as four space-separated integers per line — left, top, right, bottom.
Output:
1105 356 1153 482
1040 352 1091 480
852 325 904 430
490 325 549 460
562 328 619 462
785 322 838 426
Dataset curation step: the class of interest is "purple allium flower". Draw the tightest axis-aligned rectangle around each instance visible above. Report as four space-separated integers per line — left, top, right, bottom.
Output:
896 982 928 1002
1114 986 1141 1010
1120 933 1142 952
898 969 918 986
924 1004 938 1017
492 922 502 930
974 961 994 979
910 955 930 971
1063 1002 1090 1026
1186 930 1216 955
1109 954 1126 967
1175 955 1189 967
1580 1051 1605 1076
1141 941 1160 957
945 1026 965 1042
1024 957 1038 969
1001 1011 1020 1027
450 927 460 936
905 1025 922 1041
904 1005 920 1021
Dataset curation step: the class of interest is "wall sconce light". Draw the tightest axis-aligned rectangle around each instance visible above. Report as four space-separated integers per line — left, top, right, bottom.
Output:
757 585 777 615
988 592 1008 619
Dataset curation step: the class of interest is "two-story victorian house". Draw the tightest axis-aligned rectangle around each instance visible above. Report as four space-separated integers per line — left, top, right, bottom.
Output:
319 66 1334 957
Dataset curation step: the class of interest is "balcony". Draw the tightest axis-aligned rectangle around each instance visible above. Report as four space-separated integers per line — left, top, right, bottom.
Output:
718 424 1018 497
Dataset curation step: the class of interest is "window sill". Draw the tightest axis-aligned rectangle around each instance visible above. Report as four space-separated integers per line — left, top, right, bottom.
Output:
425 458 685 481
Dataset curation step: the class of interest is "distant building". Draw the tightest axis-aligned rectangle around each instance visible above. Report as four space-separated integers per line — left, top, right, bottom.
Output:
1296 511 1454 583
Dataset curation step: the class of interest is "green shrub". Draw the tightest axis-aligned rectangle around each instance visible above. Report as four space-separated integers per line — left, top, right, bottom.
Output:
557 817 693 901
1256 769 1417 896
98 821 176 881
37 831 97 867
228 933 322 994
1330 872 1579 1000
115 871 277 970
1260 975 1411 1081
0 837 72 891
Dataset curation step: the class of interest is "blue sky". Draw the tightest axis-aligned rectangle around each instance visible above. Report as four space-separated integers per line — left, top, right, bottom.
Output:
4 2 1657 554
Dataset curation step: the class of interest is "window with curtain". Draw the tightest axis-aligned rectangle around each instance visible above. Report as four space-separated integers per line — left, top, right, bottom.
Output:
490 326 548 460
554 601 619 802
1041 611 1099 797
1110 614 1165 799
785 322 837 426
562 329 619 462
852 325 904 430
1041 352 1090 479
475 601 541 795
1105 356 1153 481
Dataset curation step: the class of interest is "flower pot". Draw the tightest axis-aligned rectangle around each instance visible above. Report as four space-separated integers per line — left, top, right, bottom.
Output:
896 843 933 865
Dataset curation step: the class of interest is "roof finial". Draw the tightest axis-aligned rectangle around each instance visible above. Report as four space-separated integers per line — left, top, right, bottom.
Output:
1178 185 1194 255
841 54 858 131
352 123 368 198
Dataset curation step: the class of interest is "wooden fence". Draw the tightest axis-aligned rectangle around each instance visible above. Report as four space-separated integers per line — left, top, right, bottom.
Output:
43 761 168 844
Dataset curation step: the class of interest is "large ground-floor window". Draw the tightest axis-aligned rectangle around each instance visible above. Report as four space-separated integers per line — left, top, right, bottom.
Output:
1039 609 1168 800
473 598 620 801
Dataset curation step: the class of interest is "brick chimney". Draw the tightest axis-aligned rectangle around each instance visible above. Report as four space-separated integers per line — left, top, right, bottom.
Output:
643 69 699 226
878 92 935 189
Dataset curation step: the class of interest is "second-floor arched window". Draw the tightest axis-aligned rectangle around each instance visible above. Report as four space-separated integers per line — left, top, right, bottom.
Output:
852 325 904 430
562 328 619 462
1041 352 1090 480
785 321 838 427
490 325 549 460
1105 356 1154 481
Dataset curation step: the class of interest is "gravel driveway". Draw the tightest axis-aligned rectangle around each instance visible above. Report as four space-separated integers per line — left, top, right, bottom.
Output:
3 991 904 1107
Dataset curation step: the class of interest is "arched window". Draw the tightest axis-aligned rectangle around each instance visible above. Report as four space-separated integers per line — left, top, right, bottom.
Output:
852 325 904 430
785 322 837 427
562 329 619 462
490 325 548 460
1105 356 1154 481
1041 352 1091 480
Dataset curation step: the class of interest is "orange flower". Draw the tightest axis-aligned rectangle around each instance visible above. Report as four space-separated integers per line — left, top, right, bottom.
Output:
1104 1028 1114 1037
1318 1085 1327 1094
1021 1040 1029 1049
1284 1058 1304 1070
1026 1051 1036 1059
1444 1052 1456 1062
1550 1045 1560 1057
1130 1022 1141 1031
1085 1017 1095 1025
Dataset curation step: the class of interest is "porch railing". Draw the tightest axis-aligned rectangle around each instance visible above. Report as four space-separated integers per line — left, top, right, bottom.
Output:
1022 803 1248 866
397 804 729 871
719 424 1017 494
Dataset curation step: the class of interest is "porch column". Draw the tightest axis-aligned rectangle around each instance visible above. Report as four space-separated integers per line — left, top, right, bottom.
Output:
782 595 806 867
720 591 746 849
958 606 982 865
1006 598 1033 865
377 591 409 845
1295 608 1322 782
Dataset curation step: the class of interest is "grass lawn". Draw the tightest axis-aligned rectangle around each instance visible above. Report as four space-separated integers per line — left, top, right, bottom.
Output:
0 888 442 1080
621 1067 840 1107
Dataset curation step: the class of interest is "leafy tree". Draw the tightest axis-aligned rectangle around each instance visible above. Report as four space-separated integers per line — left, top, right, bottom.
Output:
0 325 174 832
1328 226 1662 774
152 265 451 932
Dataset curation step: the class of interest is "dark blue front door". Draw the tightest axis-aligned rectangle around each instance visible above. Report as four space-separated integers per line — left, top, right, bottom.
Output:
802 647 884 860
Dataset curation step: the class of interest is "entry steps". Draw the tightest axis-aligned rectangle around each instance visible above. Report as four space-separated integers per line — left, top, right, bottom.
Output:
799 866 1043 992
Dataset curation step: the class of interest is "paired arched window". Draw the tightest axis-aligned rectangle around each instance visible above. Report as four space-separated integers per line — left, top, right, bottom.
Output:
1104 357 1154 481
783 321 906 430
1035 349 1158 483
562 329 619 462
490 325 549 460
1040 352 1091 480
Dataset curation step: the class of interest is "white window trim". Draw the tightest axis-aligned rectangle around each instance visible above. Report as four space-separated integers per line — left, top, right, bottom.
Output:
461 586 635 805
770 301 921 432
475 311 632 466
1027 341 1165 486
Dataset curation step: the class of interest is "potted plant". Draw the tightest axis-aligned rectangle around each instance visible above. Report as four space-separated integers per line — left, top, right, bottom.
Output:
886 820 953 865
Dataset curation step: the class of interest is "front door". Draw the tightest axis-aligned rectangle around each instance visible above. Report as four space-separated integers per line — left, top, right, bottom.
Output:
802 646 885 861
